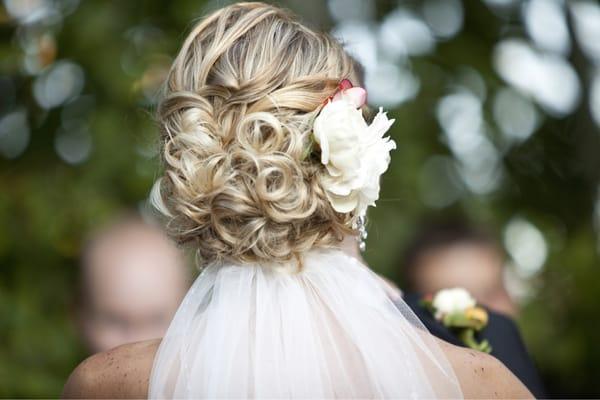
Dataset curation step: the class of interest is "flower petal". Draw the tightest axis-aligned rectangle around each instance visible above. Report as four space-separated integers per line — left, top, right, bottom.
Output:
368 107 396 138
333 87 367 108
326 191 359 213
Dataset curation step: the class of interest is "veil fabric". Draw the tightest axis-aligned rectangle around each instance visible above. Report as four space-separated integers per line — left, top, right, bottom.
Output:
148 247 463 399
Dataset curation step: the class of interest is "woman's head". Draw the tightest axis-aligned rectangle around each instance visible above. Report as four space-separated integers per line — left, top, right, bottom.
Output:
151 1 365 266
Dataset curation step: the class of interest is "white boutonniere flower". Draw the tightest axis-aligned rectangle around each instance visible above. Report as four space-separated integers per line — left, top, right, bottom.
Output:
312 85 396 215
421 287 492 353
432 287 477 319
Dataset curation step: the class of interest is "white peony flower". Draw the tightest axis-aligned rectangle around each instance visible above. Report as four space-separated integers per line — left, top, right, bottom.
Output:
432 287 477 317
312 93 396 215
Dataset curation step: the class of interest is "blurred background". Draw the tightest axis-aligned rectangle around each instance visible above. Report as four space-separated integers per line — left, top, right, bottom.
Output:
1 0 599 397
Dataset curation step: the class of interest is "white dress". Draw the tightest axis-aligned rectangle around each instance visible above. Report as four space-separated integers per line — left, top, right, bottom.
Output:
148 247 463 398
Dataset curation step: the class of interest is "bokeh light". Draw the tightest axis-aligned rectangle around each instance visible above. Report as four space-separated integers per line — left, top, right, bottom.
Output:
494 39 580 117
522 0 570 55
33 60 85 109
0 109 30 159
492 87 540 144
504 217 548 278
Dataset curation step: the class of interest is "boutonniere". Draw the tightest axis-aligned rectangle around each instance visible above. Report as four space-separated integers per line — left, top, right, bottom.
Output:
420 287 492 353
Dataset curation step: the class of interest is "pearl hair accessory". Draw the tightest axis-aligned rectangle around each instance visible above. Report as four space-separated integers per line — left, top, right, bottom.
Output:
357 213 368 252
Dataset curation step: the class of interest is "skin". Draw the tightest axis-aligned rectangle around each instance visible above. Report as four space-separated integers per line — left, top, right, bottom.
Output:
63 235 532 399
411 243 518 317
437 338 534 399
78 220 189 353
62 339 159 399
62 336 533 399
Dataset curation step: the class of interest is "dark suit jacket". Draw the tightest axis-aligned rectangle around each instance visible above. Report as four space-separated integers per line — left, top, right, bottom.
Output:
402 292 546 398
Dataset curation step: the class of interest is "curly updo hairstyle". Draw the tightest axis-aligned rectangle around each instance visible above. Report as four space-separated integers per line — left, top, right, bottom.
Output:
151 1 366 267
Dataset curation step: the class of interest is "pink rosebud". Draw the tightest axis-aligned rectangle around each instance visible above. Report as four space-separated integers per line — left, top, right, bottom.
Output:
338 78 354 91
332 86 367 108
322 78 368 108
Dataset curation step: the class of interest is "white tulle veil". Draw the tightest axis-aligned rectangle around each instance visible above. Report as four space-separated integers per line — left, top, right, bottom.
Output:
148 246 463 398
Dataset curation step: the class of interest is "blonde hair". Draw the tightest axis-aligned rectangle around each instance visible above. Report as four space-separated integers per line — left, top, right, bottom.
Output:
151 1 365 267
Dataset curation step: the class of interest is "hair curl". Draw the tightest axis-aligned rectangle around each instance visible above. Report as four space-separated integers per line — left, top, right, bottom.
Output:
150 1 365 267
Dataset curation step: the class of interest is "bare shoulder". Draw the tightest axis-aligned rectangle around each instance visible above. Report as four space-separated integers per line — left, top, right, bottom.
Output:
435 337 534 399
62 338 161 399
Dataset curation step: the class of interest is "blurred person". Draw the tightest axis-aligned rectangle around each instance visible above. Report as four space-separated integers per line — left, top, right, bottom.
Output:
344 224 546 398
63 3 533 399
397 219 547 396
401 220 518 318
76 212 189 354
